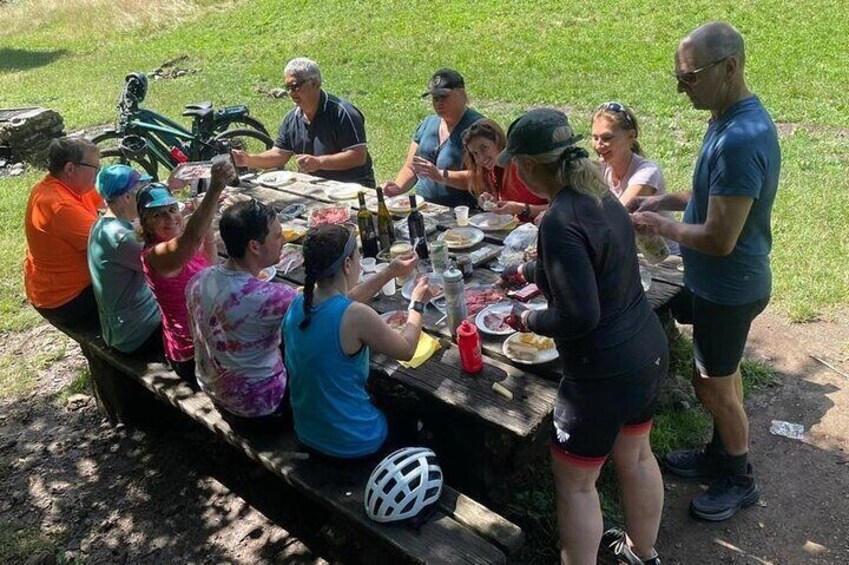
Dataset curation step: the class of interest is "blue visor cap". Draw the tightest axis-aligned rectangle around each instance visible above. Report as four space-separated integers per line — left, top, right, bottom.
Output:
96 164 152 200
136 182 178 216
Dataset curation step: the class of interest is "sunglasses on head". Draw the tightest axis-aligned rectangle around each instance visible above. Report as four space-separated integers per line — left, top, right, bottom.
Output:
597 101 635 128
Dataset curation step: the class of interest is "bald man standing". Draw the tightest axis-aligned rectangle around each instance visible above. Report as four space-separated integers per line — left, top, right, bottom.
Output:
630 22 780 522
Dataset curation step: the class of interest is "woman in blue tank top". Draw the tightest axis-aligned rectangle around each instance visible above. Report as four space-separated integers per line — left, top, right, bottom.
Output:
283 224 432 459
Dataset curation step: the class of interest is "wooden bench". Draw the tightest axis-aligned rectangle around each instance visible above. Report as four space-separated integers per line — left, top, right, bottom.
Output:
62 327 525 564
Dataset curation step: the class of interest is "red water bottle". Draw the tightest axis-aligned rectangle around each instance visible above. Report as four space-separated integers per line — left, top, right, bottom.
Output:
457 320 483 374
170 145 188 164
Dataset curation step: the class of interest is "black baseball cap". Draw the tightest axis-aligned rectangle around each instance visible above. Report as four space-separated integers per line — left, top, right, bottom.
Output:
496 108 583 166
421 68 465 98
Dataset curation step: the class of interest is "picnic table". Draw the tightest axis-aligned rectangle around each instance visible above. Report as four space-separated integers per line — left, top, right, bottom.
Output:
221 170 685 505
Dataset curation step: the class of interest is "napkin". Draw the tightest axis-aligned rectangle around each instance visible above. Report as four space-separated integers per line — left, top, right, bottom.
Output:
399 333 441 369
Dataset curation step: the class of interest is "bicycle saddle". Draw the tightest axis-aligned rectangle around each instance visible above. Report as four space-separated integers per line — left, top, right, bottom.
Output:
182 106 213 119
184 101 212 110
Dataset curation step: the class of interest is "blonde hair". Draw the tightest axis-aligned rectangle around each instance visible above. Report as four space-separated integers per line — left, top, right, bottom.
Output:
516 147 609 203
593 103 643 156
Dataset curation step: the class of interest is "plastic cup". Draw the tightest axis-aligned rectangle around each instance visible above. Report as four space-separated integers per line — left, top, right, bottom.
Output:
361 257 377 274
375 263 396 296
390 242 413 285
454 206 470 226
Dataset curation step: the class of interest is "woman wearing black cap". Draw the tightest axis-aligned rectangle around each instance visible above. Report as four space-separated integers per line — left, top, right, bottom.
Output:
383 68 484 208
500 108 668 565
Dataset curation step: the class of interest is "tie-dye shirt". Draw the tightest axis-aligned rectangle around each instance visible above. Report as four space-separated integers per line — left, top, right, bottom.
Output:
186 266 297 417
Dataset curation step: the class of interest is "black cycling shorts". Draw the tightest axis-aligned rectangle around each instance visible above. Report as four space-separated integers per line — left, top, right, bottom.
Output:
551 342 669 466
670 288 769 377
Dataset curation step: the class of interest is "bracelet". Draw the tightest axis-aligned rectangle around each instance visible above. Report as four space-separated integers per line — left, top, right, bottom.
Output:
442 169 449 179
408 300 426 314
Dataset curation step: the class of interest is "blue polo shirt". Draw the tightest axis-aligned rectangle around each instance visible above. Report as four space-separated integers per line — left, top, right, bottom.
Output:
412 108 484 207
274 91 376 187
682 97 781 305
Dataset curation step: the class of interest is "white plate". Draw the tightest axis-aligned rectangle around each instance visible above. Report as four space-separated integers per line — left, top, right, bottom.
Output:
256 266 277 282
386 194 426 215
257 170 297 187
380 310 409 331
401 273 445 301
437 227 485 250
324 183 365 201
276 244 304 274
502 332 559 365
468 212 515 231
475 302 516 336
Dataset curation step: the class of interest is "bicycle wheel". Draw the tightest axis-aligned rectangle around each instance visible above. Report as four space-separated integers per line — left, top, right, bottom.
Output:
209 128 274 174
214 116 271 137
91 129 123 149
99 148 159 180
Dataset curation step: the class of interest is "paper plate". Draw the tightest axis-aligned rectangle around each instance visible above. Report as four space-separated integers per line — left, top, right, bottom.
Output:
475 302 516 336
502 332 559 365
257 170 297 187
324 183 365 201
276 244 304 275
256 266 277 282
437 227 485 250
401 273 445 301
468 212 515 232
386 194 426 215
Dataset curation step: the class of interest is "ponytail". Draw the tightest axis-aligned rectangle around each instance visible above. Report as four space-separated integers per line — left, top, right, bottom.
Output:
632 139 644 156
299 274 316 329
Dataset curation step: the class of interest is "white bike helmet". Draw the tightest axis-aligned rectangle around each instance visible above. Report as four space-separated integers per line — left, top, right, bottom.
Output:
364 447 443 523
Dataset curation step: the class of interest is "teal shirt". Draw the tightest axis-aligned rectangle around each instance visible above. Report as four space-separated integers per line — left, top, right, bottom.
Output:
283 293 387 458
87 216 160 352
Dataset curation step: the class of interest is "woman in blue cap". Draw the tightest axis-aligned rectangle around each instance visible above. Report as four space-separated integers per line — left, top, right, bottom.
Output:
87 164 162 353
137 161 235 384
499 108 668 565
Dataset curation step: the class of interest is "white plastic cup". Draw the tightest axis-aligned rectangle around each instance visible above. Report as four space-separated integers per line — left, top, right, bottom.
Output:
454 205 470 226
375 263 396 296
361 257 377 274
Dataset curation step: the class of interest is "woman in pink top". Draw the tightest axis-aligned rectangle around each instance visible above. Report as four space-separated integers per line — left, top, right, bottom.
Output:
138 161 235 383
592 101 679 254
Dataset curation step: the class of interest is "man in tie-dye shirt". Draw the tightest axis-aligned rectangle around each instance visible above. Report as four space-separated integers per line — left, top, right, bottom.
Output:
187 200 296 421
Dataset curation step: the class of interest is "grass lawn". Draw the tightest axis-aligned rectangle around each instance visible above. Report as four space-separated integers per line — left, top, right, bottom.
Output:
0 0 835 560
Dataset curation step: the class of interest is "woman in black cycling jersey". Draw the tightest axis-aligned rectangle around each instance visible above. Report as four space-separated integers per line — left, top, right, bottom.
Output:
499 108 668 565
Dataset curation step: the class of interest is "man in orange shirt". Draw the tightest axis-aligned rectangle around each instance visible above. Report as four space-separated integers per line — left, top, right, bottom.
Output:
25 137 104 331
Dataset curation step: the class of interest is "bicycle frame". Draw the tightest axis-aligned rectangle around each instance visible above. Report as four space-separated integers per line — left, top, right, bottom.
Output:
123 108 223 169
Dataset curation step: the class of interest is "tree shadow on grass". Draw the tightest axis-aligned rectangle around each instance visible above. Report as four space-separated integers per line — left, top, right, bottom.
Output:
0 48 67 72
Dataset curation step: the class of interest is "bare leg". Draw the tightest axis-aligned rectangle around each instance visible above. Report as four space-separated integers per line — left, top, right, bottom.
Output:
610 429 664 559
551 454 604 565
693 368 748 456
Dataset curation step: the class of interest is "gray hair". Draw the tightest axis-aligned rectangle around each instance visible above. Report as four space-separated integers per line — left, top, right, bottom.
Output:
686 21 746 67
284 58 322 87
516 147 609 203
48 137 98 176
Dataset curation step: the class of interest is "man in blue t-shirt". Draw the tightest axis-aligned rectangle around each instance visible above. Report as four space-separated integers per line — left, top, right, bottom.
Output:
232 58 375 187
631 22 780 523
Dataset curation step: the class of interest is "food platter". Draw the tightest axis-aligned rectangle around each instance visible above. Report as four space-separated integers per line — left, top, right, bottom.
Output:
172 161 212 181
401 273 445 301
380 310 409 331
502 332 559 365
256 170 297 188
308 206 351 227
256 266 277 282
468 212 515 232
386 194 426 215
437 227 485 250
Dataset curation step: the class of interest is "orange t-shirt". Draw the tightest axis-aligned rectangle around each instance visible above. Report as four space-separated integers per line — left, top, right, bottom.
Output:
24 175 103 309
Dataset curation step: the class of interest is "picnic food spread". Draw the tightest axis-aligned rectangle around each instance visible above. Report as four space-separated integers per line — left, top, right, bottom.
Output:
309 206 351 227
380 310 409 331
503 332 557 364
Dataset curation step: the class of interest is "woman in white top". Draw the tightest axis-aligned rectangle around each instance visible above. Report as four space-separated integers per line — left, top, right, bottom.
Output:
592 101 679 254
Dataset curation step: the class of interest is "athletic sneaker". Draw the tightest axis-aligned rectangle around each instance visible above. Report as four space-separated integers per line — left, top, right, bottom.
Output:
664 447 724 479
689 464 760 521
601 528 661 565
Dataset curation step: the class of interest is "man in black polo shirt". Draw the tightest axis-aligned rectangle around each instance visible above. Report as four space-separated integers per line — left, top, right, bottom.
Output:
233 57 376 187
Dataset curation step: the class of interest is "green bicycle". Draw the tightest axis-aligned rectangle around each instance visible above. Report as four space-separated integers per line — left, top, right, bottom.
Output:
92 72 274 179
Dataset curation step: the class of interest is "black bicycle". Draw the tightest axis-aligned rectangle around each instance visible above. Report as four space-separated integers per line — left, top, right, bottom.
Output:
92 72 274 179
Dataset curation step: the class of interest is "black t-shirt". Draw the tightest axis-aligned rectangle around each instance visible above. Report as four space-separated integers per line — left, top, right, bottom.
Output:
524 189 662 380
274 91 376 187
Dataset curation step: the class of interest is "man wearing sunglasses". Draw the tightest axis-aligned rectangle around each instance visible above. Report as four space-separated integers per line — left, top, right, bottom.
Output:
24 136 104 331
232 57 376 187
631 22 781 522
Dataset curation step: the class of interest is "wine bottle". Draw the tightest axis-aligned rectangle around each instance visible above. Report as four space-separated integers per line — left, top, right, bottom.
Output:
376 186 395 251
357 192 379 258
406 194 429 260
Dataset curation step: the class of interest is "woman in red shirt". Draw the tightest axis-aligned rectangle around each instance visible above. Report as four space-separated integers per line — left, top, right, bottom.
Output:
461 119 548 221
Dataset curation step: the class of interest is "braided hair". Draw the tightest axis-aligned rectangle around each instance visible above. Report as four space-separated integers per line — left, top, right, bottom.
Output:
299 224 354 330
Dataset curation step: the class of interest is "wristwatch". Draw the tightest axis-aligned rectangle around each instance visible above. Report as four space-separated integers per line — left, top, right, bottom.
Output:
441 169 449 180
517 203 532 222
408 300 426 314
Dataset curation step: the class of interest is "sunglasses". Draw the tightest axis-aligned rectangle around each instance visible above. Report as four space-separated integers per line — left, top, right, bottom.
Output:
74 161 101 172
673 56 730 85
283 79 311 94
597 101 635 128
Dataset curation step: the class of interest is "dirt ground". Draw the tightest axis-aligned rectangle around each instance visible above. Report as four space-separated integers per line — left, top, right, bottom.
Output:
1 305 847 564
